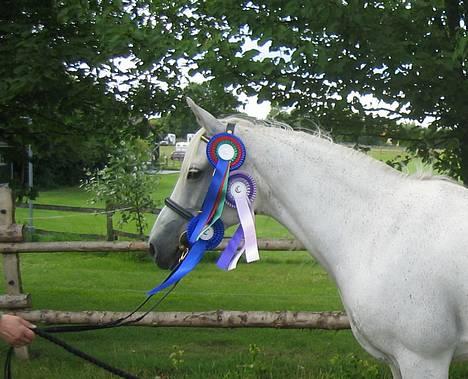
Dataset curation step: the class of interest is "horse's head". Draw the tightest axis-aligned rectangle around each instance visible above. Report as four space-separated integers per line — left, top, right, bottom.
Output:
148 99 252 269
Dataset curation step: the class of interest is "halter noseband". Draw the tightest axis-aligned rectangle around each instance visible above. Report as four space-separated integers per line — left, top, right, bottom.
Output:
164 197 194 221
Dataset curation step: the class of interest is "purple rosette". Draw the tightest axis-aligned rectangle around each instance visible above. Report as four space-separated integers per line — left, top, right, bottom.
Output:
225 172 257 208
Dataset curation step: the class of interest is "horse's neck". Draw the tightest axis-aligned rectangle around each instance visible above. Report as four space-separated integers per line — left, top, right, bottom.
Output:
246 128 405 281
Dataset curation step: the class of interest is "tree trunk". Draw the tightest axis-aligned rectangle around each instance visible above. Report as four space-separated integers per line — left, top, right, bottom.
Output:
459 126 468 185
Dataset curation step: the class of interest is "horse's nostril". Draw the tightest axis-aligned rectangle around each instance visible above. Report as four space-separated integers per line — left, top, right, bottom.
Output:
149 242 156 257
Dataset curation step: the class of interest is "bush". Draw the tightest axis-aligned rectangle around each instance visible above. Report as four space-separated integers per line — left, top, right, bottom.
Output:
82 138 158 237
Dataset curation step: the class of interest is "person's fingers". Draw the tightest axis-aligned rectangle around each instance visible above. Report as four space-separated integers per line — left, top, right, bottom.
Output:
13 336 26 347
23 328 35 343
0 315 36 346
9 327 35 347
17 338 30 346
19 318 36 329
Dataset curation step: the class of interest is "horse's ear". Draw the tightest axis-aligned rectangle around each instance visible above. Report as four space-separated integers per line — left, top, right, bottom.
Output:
186 97 224 136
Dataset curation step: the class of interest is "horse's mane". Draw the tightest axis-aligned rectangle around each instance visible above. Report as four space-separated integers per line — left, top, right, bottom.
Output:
222 115 461 185
184 114 458 186
220 114 294 131
178 128 205 185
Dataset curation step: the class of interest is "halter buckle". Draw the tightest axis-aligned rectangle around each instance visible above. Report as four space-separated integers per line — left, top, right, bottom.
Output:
178 231 189 263
178 247 189 263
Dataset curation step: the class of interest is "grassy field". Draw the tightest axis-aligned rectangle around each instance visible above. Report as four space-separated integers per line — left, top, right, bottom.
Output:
3 149 467 378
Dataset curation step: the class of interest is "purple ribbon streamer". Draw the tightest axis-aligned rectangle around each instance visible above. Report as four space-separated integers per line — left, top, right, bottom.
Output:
216 194 259 270
216 226 245 270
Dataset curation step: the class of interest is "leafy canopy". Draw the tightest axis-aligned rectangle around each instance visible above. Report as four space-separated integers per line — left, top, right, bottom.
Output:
182 1 468 180
3 0 468 187
0 0 239 188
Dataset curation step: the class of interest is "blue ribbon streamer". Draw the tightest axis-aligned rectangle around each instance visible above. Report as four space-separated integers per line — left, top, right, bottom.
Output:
147 159 229 296
188 158 230 245
147 240 208 296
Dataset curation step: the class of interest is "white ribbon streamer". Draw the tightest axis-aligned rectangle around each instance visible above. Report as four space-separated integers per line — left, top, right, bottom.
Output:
234 195 259 263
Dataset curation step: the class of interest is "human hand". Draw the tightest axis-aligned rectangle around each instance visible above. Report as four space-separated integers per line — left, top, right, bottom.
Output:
0 315 36 347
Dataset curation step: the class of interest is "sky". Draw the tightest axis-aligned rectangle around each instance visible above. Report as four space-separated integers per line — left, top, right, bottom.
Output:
239 94 271 119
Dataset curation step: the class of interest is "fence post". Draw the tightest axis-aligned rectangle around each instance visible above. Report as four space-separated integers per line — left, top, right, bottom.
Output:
0 187 30 359
105 201 115 241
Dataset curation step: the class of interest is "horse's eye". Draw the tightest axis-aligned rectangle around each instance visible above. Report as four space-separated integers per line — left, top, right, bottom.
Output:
187 168 202 180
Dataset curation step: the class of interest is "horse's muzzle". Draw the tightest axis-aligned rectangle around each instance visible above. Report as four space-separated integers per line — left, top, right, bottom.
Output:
149 241 178 269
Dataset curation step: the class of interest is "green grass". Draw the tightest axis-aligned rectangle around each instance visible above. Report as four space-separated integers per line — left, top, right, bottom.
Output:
4 150 468 378
15 174 292 240
5 252 468 378
3 251 391 379
368 147 434 174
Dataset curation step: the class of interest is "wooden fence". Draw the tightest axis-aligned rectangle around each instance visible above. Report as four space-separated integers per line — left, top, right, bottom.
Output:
10 309 349 330
16 202 161 241
1 187 350 360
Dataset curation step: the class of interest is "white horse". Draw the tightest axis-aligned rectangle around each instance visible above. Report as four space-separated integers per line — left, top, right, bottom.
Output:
149 99 468 378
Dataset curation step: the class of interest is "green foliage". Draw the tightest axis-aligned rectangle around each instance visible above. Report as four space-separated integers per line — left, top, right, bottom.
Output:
235 343 270 377
4 0 468 187
169 345 185 370
155 82 242 138
184 1 468 181
82 138 158 236
0 1 233 190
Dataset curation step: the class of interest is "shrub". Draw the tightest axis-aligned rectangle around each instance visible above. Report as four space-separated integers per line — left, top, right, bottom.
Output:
82 138 158 237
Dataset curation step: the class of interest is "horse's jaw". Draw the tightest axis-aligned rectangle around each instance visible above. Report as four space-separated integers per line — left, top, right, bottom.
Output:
149 209 187 270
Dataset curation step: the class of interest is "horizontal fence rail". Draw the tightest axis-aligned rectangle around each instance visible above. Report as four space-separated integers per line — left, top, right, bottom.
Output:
0 239 305 253
16 203 161 214
12 310 350 330
17 203 105 213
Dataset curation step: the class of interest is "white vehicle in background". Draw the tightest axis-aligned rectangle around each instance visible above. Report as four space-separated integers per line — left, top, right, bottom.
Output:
160 133 176 146
170 142 188 161
186 133 195 143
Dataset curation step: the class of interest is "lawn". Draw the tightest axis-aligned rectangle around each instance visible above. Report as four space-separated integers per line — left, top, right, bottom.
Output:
4 250 391 379
3 148 468 378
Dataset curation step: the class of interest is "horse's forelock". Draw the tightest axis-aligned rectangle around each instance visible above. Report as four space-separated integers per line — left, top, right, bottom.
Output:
178 129 205 184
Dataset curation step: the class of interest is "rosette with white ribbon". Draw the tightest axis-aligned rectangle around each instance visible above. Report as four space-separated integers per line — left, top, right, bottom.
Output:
217 172 259 271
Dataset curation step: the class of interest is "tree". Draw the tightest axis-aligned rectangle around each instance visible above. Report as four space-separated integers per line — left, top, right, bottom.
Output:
5 1 468 184
0 1 232 190
156 81 242 138
182 1 468 181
